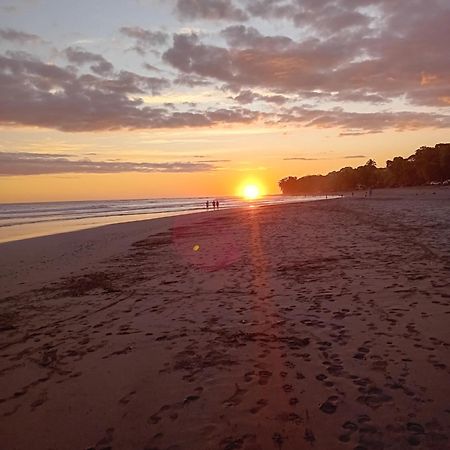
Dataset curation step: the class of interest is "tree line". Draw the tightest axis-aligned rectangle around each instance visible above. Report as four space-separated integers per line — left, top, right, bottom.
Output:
279 143 450 195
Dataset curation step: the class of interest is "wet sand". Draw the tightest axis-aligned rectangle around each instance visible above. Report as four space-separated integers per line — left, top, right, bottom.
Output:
0 187 449 450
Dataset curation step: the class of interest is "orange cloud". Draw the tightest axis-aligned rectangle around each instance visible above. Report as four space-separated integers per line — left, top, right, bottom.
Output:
421 72 438 86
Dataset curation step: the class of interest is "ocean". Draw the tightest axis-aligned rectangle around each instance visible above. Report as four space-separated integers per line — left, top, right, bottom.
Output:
0 195 334 243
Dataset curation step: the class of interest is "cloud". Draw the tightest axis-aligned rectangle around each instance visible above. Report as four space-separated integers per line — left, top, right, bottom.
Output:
0 152 219 175
162 0 450 108
87 70 170 95
176 0 248 21
339 131 380 137
174 73 212 87
65 47 114 75
162 32 362 95
221 25 294 51
233 89 288 105
195 159 231 163
0 27 42 43
120 26 169 55
2 10 450 136
283 154 366 161
233 90 257 104
246 0 371 33
2 0 450 142
278 107 450 133
0 50 448 133
143 63 161 72
0 51 262 131
283 157 321 161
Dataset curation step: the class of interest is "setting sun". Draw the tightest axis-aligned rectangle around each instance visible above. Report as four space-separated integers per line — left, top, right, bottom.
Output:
242 184 261 200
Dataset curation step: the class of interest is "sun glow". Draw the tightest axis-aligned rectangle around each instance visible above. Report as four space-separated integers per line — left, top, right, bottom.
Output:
242 183 262 200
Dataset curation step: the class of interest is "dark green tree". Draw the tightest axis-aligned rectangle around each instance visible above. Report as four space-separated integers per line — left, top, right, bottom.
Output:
278 143 450 195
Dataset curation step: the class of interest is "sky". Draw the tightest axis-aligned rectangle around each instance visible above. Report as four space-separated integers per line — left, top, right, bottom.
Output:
0 0 449 202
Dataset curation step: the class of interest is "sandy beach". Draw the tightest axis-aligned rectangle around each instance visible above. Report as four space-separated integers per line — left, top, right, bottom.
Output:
0 187 449 450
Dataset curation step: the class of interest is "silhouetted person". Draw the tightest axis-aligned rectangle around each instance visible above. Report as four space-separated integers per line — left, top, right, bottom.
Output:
216 200 220 208
212 200 216 209
206 200 209 210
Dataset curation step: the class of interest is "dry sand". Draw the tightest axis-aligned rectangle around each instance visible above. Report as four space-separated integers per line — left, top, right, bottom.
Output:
0 187 449 450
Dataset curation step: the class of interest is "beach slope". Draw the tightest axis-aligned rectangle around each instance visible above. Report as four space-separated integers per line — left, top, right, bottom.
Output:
0 188 449 450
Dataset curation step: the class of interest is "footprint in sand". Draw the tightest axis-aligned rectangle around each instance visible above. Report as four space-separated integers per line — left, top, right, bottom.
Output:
223 384 247 407
357 385 392 409
118 389 136 405
249 399 268 414
244 371 255 382
319 395 339 414
258 370 272 385
183 394 200 405
304 427 315 443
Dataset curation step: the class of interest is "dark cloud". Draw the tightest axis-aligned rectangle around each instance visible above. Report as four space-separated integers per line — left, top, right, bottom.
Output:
245 0 371 32
196 159 231 163
206 107 259 123
283 155 366 161
233 90 257 104
65 47 113 75
82 70 169 95
233 89 288 105
278 107 450 133
162 0 450 108
120 27 169 55
176 0 248 21
2 3 450 137
174 73 212 87
163 32 360 94
163 33 232 81
0 152 218 175
339 131 380 136
221 25 294 51
283 157 321 161
0 50 448 134
143 63 161 72
0 28 42 43
0 51 260 131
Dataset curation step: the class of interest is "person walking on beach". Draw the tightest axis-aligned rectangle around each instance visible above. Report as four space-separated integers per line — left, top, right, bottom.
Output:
212 200 216 209
216 200 220 209
206 200 209 210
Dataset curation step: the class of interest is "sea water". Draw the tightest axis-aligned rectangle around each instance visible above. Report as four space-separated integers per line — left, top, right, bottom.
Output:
0 195 335 243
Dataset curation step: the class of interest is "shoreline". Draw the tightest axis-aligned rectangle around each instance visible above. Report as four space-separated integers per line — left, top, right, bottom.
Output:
0 195 335 245
1 184 444 248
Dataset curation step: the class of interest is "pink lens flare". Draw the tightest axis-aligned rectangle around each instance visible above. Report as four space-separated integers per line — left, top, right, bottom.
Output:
171 214 241 272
